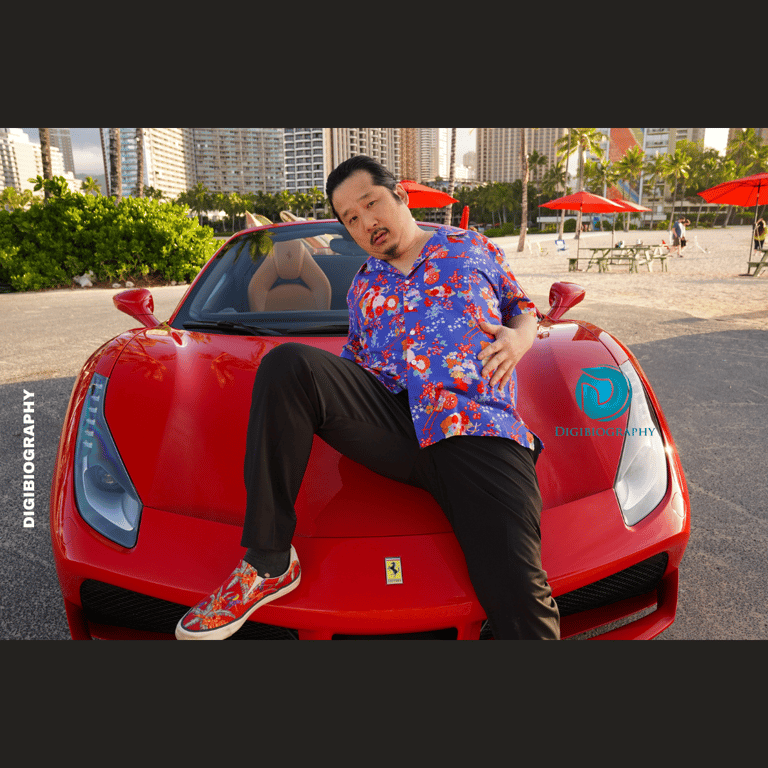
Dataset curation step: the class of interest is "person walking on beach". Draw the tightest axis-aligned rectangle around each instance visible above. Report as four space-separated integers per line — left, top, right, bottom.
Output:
754 218 766 252
672 216 690 257
174 154 561 641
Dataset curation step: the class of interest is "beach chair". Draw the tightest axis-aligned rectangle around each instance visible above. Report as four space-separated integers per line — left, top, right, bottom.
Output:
648 245 668 272
555 239 567 253
534 241 549 256
693 236 708 253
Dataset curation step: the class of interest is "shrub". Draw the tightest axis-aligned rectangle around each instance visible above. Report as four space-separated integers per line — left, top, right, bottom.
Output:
483 222 519 238
0 183 218 292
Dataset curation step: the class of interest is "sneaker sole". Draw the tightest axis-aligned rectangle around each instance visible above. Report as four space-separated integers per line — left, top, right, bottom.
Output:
175 570 301 641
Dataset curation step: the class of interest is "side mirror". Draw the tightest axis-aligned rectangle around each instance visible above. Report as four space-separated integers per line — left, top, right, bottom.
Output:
113 288 161 328
545 281 585 322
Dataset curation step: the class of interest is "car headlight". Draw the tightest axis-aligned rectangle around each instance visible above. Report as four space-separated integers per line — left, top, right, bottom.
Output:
74 373 143 547
614 361 668 526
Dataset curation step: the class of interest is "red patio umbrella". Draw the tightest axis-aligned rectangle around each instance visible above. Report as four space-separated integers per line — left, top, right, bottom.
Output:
540 191 624 256
609 198 651 213
608 198 652 246
400 180 458 209
699 172 768 260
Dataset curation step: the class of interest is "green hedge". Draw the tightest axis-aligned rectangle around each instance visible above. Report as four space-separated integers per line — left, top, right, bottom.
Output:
0 187 218 292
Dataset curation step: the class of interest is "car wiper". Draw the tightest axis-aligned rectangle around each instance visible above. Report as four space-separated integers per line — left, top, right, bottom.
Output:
182 320 284 336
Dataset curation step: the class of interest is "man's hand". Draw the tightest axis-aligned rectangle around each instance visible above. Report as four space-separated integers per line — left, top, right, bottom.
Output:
477 314 538 389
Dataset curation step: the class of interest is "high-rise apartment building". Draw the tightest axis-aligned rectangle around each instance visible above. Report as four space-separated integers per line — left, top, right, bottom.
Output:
476 128 567 184
399 128 475 184
98 127 404 200
49 128 75 175
100 128 196 199
643 127 705 156
190 128 284 195
400 128 439 181
326 128 401 179
1 128 74 193
283 128 327 194
101 128 285 198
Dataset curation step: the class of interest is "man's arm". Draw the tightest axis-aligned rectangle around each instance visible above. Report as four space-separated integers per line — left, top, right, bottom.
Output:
476 312 538 389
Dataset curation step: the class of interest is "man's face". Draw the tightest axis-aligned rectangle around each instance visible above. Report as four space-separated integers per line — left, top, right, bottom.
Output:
331 170 413 261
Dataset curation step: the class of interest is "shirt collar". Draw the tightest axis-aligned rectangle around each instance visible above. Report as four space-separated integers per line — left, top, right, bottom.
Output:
362 226 444 277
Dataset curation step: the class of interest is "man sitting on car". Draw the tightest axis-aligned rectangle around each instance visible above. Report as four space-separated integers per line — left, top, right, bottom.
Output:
176 155 560 641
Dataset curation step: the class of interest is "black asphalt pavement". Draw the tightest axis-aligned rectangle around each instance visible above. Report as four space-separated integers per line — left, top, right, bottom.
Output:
1 284 766 639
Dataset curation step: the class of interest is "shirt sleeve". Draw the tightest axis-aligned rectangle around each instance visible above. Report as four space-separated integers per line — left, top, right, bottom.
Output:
341 277 363 362
484 236 538 324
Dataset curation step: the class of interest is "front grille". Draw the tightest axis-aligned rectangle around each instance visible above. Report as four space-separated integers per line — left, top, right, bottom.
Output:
555 552 668 617
80 580 298 640
480 552 669 639
81 552 668 640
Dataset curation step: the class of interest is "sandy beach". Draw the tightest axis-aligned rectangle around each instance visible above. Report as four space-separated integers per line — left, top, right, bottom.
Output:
492 224 768 326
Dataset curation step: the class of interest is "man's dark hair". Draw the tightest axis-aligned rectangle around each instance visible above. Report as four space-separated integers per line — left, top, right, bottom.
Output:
326 155 401 221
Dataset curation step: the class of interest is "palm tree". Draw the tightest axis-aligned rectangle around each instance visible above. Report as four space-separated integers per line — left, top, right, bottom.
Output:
135 128 145 198
665 148 692 229
180 182 212 224
307 186 325 219
726 128 764 175
518 128 529 252
528 149 548 193
38 128 53 201
109 128 122 202
691 154 720 226
444 128 457 226
643 153 669 228
584 159 619 230
80 176 101 196
614 145 645 230
556 127 571 238
541 162 566 200
555 128 607 237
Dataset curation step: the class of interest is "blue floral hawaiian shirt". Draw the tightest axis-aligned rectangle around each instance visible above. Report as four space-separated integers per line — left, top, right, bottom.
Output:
341 225 541 451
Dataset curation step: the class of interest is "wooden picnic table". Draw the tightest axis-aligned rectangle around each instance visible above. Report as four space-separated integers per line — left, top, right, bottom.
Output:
568 245 668 273
746 250 768 277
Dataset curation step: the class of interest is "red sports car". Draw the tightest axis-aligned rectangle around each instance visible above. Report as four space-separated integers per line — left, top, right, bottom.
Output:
50 220 690 640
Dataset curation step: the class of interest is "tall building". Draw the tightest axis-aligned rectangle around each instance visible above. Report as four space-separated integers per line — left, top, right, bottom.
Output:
1 129 41 191
101 128 285 198
400 128 438 181
476 128 567 184
190 128 284 195
49 128 75 175
641 127 705 159
326 128 401 179
283 128 327 194
399 128 475 184
100 128 196 199
1 128 75 193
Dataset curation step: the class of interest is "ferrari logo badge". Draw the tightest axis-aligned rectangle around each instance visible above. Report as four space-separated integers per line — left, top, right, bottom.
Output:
385 557 403 584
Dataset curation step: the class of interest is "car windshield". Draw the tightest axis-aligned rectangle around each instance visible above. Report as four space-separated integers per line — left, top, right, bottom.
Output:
172 220 437 336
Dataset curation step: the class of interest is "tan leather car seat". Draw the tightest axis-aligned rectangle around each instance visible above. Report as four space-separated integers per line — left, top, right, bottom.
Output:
248 240 332 312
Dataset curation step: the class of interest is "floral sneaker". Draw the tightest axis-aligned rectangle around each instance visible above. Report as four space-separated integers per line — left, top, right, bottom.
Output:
175 546 301 640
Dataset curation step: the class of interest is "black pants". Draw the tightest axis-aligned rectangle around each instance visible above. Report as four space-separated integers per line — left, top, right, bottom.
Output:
242 343 560 640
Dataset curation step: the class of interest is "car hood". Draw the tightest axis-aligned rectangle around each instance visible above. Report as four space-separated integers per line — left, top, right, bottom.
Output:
104 321 627 538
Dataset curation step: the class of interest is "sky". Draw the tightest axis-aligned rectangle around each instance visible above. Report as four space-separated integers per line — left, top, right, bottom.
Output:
19 128 732 178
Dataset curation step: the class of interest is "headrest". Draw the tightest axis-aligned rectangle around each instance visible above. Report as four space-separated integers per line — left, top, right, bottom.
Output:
272 240 307 280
